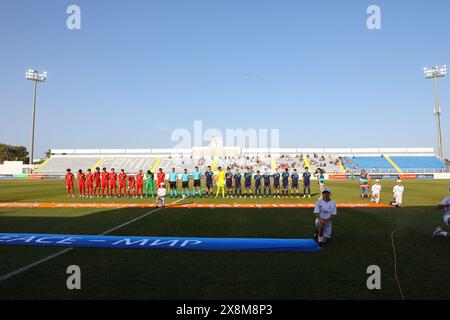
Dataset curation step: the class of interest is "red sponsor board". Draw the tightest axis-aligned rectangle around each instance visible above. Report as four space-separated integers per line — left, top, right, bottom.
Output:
328 174 348 180
399 174 417 180
28 174 44 180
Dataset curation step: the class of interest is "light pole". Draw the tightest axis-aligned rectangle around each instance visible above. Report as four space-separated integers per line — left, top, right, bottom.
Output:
25 69 47 168
424 65 447 160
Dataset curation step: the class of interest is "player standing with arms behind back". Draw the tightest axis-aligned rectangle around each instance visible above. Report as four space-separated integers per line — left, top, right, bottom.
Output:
77 169 86 198
302 167 311 198
433 186 450 238
118 169 127 197
135 170 144 198
65 169 75 198
234 169 242 198
272 168 281 198
225 167 233 198
85 168 94 198
192 166 202 198
100 167 109 198
215 166 226 198
93 167 101 197
244 168 252 198
291 168 299 198
181 168 190 198
205 166 214 198
281 168 290 198
157 168 165 187
145 170 154 198
109 168 118 198
263 169 271 197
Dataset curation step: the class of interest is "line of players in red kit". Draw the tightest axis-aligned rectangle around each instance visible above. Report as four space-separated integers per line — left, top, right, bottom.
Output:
64 167 146 198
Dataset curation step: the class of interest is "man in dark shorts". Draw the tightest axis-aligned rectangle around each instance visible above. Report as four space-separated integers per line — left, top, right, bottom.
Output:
205 166 214 198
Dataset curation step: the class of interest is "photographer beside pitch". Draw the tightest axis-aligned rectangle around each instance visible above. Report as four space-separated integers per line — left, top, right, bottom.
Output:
433 186 450 239
313 188 337 248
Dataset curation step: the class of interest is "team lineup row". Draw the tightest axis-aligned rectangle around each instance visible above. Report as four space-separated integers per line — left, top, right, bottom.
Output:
63 166 325 198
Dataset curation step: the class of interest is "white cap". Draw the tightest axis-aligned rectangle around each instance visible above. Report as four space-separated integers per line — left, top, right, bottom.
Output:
397 179 402 183
375 179 380 183
322 188 331 193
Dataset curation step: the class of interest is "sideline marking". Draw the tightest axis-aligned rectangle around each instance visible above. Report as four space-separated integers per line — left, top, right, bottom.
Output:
0 202 391 209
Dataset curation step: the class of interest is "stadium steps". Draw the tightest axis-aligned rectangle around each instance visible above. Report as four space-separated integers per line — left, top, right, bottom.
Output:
271 157 277 170
303 155 311 169
384 156 402 173
151 157 161 172
90 158 104 171
337 159 347 173
34 158 50 172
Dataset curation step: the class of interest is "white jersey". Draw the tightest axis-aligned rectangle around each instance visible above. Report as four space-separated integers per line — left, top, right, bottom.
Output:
439 196 450 214
372 184 381 194
314 199 337 220
393 185 404 196
157 187 167 197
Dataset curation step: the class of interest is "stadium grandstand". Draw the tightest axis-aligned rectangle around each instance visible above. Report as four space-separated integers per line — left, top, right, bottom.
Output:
30 144 448 177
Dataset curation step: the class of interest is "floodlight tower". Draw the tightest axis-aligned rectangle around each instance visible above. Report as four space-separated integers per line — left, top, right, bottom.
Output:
424 65 447 160
25 69 47 167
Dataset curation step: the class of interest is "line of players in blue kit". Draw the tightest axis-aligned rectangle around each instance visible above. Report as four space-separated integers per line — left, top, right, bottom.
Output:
166 165 318 199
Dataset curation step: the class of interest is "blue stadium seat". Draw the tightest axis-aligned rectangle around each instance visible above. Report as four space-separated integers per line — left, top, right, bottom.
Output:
390 156 445 170
341 157 393 172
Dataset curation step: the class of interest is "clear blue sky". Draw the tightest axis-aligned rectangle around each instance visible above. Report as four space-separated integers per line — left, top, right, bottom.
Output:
0 0 449 158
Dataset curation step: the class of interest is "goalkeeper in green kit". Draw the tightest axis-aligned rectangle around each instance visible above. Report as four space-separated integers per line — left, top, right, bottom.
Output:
145 170 155 197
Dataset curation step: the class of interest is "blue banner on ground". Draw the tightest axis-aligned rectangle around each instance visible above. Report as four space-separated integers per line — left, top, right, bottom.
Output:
0 233 320 252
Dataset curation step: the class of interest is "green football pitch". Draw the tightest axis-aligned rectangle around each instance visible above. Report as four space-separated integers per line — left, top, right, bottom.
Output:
0 179 449 300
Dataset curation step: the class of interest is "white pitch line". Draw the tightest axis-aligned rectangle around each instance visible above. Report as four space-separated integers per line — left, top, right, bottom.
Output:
0 198 184 283
390 221 427 301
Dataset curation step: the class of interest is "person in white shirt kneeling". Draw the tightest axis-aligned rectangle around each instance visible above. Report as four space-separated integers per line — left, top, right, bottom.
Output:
156 182 167 208
313 188 337 248
391 180 404 208
371 179 382 204
433 186 450 238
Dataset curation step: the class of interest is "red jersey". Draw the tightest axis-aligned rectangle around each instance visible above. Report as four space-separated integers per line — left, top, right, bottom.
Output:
77 173 85 184
157 172 165 185
119 173 127 184
101 171 109 184
128 175 135 186
65 173 74 185
85 172 94 185
93 171 101 183
109 172 117 183
136 173 144 185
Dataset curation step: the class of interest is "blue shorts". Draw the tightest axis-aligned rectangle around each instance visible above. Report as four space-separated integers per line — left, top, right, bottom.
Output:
245 181 251 188
206 181 213 189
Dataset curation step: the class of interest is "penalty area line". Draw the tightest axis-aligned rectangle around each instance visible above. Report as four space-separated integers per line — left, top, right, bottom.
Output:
0 198 185 284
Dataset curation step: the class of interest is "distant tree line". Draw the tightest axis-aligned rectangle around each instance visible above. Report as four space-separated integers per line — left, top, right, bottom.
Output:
0 143 29 163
